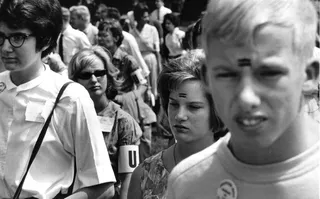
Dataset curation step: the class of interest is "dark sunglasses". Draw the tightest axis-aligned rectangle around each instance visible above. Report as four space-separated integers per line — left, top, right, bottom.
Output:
77 69 107 80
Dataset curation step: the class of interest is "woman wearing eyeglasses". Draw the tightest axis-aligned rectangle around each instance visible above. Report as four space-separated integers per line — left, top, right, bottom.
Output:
69 45 143 199
0 0 117 198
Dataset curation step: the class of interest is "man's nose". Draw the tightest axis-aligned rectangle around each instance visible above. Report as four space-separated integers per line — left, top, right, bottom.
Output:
237 77 261 111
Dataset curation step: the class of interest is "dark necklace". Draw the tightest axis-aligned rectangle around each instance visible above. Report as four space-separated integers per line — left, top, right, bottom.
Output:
173 144 177 166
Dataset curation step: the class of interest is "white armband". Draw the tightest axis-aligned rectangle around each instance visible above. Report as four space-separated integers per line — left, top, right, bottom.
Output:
118 145 139 173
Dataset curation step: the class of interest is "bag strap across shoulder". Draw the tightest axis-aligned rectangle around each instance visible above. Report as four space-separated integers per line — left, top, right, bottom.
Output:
13 81 72 199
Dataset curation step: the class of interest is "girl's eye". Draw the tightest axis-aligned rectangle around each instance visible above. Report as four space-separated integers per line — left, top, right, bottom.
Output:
169 102 179 107
189 105 201 110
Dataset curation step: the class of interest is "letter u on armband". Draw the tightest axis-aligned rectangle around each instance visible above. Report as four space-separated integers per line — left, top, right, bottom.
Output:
118 145 140 173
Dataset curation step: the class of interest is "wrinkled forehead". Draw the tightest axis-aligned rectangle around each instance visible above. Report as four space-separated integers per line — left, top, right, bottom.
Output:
206 25 295 65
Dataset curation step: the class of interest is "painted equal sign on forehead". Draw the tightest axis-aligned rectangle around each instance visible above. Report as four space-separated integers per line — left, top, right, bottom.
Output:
237 58 252 67
178 93 187 98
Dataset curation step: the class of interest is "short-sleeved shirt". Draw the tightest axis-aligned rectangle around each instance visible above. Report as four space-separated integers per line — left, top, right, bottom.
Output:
165 27 186 57
0 65 116 198
98 101 142 184
167 134 320 199
130 24 160 53
120 31 150 77
139 151 169 199
112 48 140 93
150 6 172 24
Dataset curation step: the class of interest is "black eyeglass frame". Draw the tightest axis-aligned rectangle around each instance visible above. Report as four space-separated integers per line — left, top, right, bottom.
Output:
0 33 35 48
76 69 108 80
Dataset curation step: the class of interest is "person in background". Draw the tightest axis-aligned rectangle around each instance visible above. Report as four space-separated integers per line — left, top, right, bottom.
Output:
69 46 143 199
128 49 227 199
0 0 116 198
70 5 99 45
55 6 91 66
182 16 203 50
127 0 141 23
45 52 69 77
303 46 320 123
130 3 161 104
167 0 320 198
127 0 165 52
77 0 97 22
120 15 131 33
163 13 186 60
150 0 172 24
94 3 109 27
98 21 157 163
156 13 186 146
106 7 150 78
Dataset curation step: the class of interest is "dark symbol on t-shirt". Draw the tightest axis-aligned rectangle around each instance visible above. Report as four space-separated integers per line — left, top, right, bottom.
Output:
237 58 252 67
0 82 6 93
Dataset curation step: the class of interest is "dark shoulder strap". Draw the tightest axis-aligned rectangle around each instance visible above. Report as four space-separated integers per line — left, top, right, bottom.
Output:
13 82 72 199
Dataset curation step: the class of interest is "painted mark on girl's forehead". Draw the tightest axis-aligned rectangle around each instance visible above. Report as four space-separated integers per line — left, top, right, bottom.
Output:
237 58 252 67
178 93 187 98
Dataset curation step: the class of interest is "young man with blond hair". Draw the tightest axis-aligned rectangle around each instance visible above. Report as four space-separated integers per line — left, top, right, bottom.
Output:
166 0 320 198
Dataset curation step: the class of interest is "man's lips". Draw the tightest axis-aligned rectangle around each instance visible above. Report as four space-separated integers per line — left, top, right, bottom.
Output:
234 114 267 127
2 57 16 63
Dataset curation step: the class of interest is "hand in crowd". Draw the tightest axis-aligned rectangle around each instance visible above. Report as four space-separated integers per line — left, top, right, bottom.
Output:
46 53 67 73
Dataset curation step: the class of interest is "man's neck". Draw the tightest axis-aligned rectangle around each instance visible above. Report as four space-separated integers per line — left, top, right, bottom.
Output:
61 23 69 32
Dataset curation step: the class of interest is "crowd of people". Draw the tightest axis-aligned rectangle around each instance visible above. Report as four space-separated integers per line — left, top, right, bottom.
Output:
0 0 319 198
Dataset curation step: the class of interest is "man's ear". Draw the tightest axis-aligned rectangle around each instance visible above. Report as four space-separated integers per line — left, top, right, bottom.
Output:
302 57 319 95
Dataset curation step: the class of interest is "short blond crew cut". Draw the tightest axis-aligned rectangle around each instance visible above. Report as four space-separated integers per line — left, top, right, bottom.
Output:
70 5 91 24
202 0 318 64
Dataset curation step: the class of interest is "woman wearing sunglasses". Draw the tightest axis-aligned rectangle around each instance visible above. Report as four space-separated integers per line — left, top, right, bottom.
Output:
69 45 143 199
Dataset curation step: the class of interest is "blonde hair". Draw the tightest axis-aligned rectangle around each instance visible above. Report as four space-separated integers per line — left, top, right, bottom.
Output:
202 0 317 64
70 5 91 23
68 46 118 81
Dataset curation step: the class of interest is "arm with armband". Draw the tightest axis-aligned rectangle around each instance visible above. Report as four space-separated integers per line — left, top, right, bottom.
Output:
118 145 140 199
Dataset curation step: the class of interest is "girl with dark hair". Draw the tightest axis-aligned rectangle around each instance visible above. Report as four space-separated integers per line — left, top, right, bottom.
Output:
130 3 161 102
128 49 227 199
163 13 186 60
